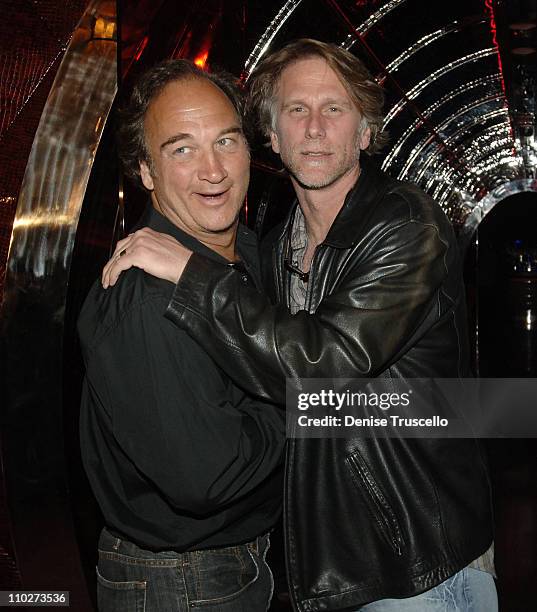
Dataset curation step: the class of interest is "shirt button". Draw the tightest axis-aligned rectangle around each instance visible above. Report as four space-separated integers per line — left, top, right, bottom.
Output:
241 274 248 283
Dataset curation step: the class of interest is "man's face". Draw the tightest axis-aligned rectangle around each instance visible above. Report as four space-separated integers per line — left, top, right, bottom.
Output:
270 57 371 190
140 78 250 244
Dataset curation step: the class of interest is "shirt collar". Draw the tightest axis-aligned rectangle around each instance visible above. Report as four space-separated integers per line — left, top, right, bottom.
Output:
289 205 308 255
140 205 254 265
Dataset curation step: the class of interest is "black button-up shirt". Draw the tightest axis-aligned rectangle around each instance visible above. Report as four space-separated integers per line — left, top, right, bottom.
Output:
78 206 284 552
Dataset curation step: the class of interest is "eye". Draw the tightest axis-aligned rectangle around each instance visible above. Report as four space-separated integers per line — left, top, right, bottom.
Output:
217 137 236 146
173 145 191 155
289 106 305 114
327 106 342 113
216 136 241 152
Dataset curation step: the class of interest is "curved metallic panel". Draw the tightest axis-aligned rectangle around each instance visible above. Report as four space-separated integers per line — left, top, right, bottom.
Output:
398 96 505 190
8 14 117 277
0 0 116 600
417 122 513 210
382 74 503 171
385 109 520 216
243 0 304 79
398 97 506 179
415 109 511 182
385 112 511 212
460 178 537 251
379 17 488 83
244 0 412 82
341 0 409 44
383 48 497 127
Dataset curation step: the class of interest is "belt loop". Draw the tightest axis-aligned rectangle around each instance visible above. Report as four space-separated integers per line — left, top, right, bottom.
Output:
247 538 257 555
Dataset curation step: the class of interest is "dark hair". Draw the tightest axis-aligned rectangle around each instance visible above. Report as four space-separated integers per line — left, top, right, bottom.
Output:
118 60 245 187
246 38 388 154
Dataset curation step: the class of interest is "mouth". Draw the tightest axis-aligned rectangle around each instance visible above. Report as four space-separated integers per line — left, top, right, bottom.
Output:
301 151 332 158
194 187 231 204
301 151 333 165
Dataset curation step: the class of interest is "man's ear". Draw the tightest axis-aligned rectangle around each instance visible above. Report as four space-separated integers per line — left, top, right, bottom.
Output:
359 126 371 151
270 131 280 154
140 161 154 191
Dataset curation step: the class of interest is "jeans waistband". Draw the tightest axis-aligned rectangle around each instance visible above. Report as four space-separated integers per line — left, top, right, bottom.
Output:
99 528 269 560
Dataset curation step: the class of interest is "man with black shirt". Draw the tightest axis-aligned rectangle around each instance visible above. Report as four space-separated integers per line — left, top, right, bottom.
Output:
78 60 285 612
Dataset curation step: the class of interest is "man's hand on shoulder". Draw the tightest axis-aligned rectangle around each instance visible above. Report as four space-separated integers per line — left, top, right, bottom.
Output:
102 227 192 288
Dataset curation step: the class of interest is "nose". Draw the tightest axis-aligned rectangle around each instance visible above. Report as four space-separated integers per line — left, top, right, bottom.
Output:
198 149 228 183
305 110 326 139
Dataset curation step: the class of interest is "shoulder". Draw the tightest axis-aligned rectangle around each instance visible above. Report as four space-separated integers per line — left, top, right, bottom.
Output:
361 161 447 225
77 268 171 355
373 175 454 241
389 180 446 219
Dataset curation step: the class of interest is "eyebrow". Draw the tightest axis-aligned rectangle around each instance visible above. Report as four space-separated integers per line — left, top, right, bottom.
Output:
160 126 244 150
282 98 353 109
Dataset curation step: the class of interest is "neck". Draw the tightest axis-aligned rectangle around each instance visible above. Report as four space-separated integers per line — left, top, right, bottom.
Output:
151 200 239 262
292 164 361 247
199 231 238 261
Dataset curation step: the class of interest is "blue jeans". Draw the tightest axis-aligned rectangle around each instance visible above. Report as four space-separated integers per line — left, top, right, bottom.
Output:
358 567 497 611
96 528 274 611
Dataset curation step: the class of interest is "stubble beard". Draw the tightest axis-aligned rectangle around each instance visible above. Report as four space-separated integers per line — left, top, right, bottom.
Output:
282 135 364 191
286 156 360 190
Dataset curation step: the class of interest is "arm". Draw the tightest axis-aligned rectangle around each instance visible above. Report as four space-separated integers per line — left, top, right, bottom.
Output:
85 294 285 514
165 217 449 403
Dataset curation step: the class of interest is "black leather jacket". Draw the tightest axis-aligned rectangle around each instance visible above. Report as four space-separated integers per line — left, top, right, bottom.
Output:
166 161 493 611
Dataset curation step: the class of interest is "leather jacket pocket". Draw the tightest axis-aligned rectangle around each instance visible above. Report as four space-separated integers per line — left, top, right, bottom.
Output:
346 450 405 556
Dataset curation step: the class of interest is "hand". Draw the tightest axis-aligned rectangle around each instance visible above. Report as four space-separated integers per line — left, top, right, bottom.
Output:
102 227 193 288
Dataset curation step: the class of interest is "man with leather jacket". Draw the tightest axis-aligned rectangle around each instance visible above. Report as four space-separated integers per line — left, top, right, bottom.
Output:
103 39 496 611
